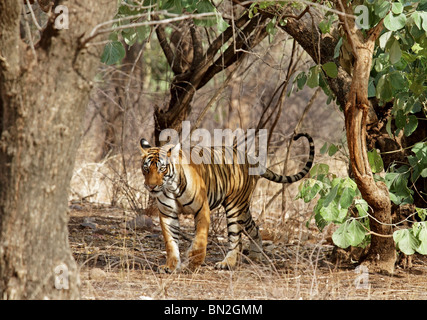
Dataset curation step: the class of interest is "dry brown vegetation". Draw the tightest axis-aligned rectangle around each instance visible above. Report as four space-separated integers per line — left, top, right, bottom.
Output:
67 30 426 301
68 203 427 300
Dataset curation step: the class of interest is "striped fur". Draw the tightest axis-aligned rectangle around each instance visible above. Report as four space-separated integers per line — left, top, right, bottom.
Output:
140 133 314 272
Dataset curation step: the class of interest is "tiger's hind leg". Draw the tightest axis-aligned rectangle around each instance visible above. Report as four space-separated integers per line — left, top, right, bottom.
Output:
214 203 243 270
243 212 263 263
215 204 263 270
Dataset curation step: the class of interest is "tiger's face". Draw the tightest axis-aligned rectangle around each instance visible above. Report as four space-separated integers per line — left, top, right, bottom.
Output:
139 139 176 193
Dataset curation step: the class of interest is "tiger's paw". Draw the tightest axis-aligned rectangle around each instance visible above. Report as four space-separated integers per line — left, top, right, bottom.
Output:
187 249 206 269
214 255 237 270
157 259 181 273
157 265 180 274
214 261 231 270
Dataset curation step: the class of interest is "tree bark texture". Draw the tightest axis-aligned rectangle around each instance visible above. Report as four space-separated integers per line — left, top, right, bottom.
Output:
336 1 396 274
0 0 116 299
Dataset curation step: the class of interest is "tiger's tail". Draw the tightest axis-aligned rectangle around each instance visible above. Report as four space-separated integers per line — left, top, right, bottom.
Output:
261 133 314 184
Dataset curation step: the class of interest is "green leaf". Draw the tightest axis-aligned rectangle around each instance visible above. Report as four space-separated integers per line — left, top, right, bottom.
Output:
391 2 403 14
332 219 366 248
323 184 338 208
376 74 393 101
101 41 126 65
319 17 332 34
389 38 402 64
309 163 330 177
395 109 406 128
161 0 182 13
389 71 406 90
296 72 307 90
298 179 323 203
412 12 422 29
320 142 328 155
122 28 138 46
307 65 320 88
379 31 392 50
404 115 418 137
339 187 355 209
375 0 391 19
320 203 348 223
384 12 407 31
355 199 369 217
422 12 427 31
194 0 216 26
196 0 215 13
328 143 339 156
368 78 377 98
385 166 413 205
413 222 427 254
386 117 393 137
216 15 229 33
313 202 329 231
333 37 343 59
347 219 367 246
266 17 277 36
368 78 376 98
322 62 338 78
393 229 419 255
368 149 384 173
416 208 427 221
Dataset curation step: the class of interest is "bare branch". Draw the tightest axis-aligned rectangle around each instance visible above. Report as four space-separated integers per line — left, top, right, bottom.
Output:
154 21 180 74
189 20 203 70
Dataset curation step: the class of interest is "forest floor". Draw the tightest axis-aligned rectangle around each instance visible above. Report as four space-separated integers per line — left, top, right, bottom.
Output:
69 202 427 300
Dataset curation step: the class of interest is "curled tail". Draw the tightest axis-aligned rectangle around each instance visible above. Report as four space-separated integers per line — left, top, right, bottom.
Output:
261 133 314 184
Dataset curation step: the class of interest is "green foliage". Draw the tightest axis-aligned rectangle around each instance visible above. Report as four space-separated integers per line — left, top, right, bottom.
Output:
299 141 427 254
291 1 426 255
376 142 427 205
367 149 384 173
297 164 371 249
370 1 427 139
101 41 126 65
393 221 427 255
298 160 427 254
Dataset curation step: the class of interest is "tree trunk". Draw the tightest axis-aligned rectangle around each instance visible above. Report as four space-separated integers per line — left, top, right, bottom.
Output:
336 2 395 274
0 0 116 299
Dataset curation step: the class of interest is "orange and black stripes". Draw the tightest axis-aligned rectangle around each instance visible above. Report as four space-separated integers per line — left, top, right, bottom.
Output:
139 133 314 272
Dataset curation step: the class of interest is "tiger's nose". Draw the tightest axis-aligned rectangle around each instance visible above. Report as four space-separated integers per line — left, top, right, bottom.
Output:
145 184 157 191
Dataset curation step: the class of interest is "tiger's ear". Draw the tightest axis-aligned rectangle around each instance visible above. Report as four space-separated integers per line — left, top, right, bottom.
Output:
140 139 151 156
167 142 181 163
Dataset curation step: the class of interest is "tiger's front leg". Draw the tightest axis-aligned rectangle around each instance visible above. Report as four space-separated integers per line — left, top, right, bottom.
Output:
158 208 181 273
186 200 211 270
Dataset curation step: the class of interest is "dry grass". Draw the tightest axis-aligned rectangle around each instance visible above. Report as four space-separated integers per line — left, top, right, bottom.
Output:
68 203 427 300
68 130 427 300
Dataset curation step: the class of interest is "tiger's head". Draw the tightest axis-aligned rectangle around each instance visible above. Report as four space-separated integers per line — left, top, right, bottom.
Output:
139 139 180 193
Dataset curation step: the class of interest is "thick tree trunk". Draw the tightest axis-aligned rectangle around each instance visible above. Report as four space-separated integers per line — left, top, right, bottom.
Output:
0 0 116 299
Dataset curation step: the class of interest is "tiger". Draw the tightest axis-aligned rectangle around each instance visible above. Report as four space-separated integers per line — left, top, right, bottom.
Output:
139 133 314 273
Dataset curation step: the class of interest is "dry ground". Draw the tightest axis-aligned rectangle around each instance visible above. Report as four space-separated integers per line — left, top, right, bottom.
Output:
69 203 427 300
